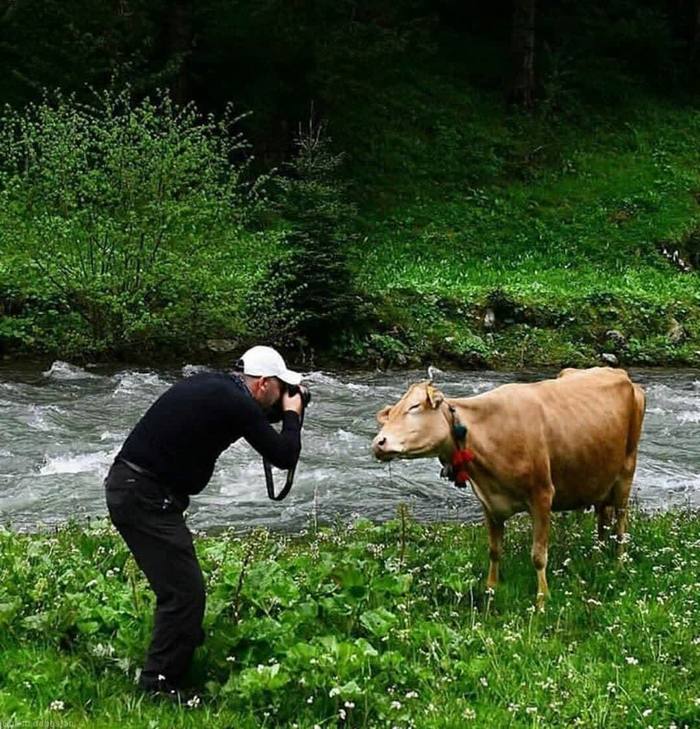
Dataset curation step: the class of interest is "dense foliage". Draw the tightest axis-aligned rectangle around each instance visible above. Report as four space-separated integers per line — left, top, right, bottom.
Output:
245 124 361 352
0 88 275 355
0 511 698 727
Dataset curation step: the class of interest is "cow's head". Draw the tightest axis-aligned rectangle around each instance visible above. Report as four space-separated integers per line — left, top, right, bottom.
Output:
372 381 452 461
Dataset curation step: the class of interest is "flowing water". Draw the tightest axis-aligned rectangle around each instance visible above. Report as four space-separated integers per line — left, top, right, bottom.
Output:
0 361 698 532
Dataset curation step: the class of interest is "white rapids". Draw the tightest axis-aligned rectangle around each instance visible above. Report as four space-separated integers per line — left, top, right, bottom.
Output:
0 362 698 531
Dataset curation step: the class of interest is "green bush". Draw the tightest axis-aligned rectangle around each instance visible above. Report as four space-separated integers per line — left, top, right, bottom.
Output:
0 87 269 356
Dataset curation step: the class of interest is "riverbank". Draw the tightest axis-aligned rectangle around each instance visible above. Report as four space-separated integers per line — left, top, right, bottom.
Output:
1 511 698 727
2 31 700 370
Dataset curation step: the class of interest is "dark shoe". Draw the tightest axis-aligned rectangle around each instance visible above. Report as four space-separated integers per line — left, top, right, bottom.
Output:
139 674 194 705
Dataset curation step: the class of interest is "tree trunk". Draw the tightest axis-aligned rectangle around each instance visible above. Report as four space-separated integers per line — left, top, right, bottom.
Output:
692 0 700 62
168 0 193 106
509 0 536 108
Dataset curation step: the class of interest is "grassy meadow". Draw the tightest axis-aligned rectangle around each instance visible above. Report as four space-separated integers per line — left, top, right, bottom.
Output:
341 78 700 367
0 509 698 728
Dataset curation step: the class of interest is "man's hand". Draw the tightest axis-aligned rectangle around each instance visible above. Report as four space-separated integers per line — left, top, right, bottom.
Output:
282 391 303 415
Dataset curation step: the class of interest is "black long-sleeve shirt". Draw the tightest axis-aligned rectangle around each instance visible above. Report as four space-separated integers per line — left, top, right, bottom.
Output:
117 372 301 495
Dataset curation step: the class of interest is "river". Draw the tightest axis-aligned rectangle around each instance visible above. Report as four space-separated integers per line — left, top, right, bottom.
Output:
0 362 698 532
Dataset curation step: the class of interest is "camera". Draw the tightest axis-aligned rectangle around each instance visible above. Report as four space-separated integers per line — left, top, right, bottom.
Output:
285 383 311 409
265 382 311 423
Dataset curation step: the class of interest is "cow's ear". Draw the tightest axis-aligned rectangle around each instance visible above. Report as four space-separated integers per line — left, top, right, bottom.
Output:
376 405 392 424
426 384 444 409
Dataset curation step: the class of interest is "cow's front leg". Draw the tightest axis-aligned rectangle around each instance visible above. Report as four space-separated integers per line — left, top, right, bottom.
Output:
485 513 504 590
530 489 553 609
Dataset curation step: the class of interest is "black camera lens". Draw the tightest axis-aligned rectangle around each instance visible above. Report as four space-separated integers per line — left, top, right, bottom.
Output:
287 383 311 408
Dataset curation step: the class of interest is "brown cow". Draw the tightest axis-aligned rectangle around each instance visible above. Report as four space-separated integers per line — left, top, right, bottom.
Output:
372 367 645 606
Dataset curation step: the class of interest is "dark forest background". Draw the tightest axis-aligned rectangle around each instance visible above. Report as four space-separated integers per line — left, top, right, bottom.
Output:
5 1 700 157
4 2 700 141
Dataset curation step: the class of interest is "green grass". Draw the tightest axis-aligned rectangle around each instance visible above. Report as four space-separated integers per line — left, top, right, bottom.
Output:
354 113 700 301
331 46 700 366
1 511 699 727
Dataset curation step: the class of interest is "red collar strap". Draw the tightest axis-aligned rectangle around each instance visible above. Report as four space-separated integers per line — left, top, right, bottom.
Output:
451 447 475 487
444 404 474 488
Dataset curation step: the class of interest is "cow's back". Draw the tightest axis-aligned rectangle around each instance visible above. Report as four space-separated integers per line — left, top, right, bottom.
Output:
542 368 642 508
458 367 644 512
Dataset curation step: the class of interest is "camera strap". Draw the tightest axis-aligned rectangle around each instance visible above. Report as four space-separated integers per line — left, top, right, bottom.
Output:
263 409 305 501
264 460 296 501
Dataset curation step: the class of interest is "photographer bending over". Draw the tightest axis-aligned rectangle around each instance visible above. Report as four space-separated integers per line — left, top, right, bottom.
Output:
104 346 305 701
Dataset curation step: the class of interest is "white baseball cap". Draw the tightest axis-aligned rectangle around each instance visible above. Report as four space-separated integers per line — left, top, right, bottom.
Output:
237 346 302 386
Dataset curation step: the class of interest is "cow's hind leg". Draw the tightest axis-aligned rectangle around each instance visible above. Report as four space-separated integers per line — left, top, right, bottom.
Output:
613 384 643 559
530 487 554 609
485 513 504 590
612 473 634 559
595 503 614 543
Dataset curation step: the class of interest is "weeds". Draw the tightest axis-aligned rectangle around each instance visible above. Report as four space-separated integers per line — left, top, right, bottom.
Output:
0 511 698 727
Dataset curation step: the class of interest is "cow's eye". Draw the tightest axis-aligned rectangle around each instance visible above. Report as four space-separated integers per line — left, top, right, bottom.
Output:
408 403 421 412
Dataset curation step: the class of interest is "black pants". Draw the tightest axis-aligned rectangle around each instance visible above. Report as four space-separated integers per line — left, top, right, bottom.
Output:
104 461 205 687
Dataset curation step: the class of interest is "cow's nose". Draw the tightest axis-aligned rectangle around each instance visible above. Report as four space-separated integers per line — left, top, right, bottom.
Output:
372 435 387 453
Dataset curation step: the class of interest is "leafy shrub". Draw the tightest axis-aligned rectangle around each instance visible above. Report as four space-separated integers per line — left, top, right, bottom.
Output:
0 87 266 355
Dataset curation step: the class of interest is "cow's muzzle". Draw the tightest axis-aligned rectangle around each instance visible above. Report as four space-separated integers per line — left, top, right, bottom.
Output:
372 434 401 461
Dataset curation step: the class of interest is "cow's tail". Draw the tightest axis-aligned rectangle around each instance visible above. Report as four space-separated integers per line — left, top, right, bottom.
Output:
626 383 646 460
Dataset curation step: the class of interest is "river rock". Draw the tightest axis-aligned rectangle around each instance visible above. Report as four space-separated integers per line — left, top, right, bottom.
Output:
483 308 496 329
605 329 627 348
601 352 618 366
206 338 238 353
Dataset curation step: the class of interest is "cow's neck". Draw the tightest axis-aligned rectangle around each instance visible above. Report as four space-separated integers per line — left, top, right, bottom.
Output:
439 398 483 464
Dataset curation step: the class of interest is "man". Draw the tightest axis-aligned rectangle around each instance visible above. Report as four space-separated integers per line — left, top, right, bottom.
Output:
104 345 304 700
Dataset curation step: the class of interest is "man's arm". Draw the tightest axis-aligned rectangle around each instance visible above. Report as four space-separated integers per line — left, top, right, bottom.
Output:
240 397 302 470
